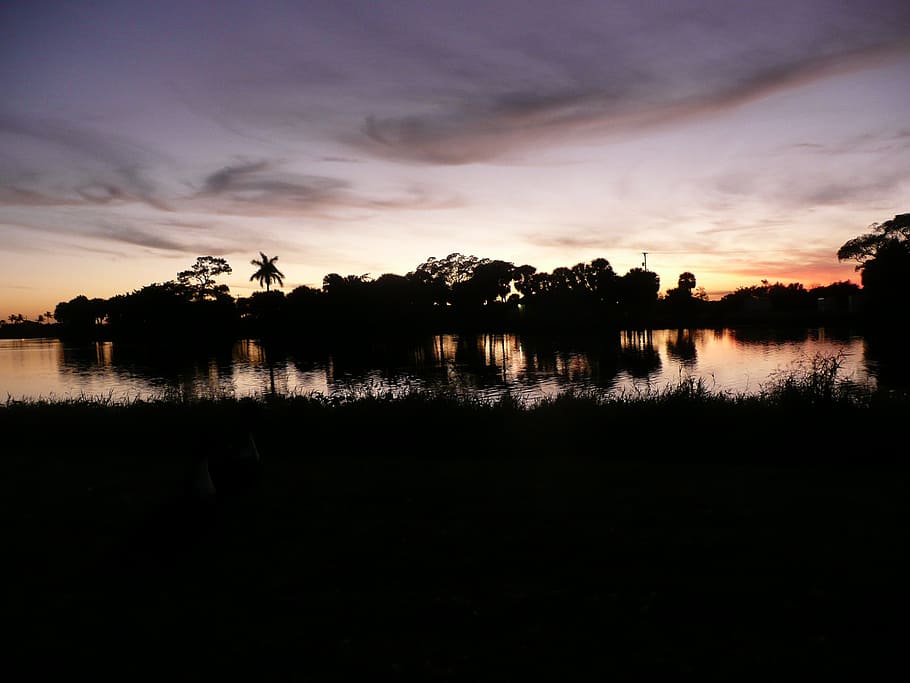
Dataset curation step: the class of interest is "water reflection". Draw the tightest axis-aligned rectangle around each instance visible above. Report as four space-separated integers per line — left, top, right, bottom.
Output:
0 328 890 402
665 329 698 367
60 343 113 376
619 330 662 379
55 341 241 398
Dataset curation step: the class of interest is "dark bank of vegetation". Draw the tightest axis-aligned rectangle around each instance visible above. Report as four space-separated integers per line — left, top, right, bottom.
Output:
3 358 906 677
3 213 907 343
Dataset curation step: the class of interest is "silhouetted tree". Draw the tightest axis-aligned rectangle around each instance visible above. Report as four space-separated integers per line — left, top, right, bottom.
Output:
238 290 287 338
364 273 439 330
371 273 413 303
322 273 371 300
320 273 373 330
287 284 322 309
249 252 285 292
678 272 696 294
837 213 910 267
512 264 538 296
768 282 812 311
809 280 861 313
409 253 489 306
662 272 706 324
577 258 619 305
177 256 233 302
619 268 660 322
507 258 622 330
854 240 910 320
283 284 325 336
453 260 517 308
548 266 576 293
809 280 861 299
838 214 910 322
664 273 695 301
716 280 815 319
54 295 107 336
105 282 192 336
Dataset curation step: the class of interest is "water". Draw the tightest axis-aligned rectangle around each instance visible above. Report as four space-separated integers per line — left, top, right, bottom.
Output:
1 327 892 404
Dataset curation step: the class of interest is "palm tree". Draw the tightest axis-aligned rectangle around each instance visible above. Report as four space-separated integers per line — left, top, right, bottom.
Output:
249 252 285 292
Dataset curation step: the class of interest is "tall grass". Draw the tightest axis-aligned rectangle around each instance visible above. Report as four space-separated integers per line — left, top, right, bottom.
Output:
757 351 871 408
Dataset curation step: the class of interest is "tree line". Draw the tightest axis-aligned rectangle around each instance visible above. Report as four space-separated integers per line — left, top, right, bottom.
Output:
8 212 905 342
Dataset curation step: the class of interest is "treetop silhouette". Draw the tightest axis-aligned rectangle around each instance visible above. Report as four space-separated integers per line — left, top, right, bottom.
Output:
837 213 910 269
177 256 233 302
250 253 285 292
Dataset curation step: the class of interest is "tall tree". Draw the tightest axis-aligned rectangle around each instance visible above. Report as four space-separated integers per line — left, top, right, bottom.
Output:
177 256 233 302
620 267 660 320
837 213 910 269
455 260 517 307
677 272 696 295
249 252 285 292
409 253 489 305
837 213 910 321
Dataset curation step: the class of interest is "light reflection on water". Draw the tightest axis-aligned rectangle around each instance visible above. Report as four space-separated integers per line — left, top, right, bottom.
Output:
0 328 881 403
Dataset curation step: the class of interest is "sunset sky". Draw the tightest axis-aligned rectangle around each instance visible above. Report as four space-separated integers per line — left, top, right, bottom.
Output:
2 0 909 319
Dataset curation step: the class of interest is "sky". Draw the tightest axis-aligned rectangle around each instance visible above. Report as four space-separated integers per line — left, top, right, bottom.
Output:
2 0 909 319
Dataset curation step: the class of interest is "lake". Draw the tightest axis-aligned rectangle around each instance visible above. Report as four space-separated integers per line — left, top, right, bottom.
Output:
2 327 900 404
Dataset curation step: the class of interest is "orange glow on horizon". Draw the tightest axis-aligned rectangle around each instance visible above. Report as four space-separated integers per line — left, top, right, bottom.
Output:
0 256 867 320
693 262 861 300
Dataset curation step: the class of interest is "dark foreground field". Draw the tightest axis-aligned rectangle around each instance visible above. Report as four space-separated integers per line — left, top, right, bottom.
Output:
2 390 906 679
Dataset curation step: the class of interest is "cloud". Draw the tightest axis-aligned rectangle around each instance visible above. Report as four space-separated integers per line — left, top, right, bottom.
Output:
0 205 254 256
0 114 173 210
0 180 173 211
0 213 185 254
191 159 460 215
349 38 910 165
197 160 351 207
364 186 461 211
90 222 191 252
0 114 165 168
1 144 459 217
711 157 908 210
0 186 80 207
696 218 790 237
524 232 622 250
84 215 313 258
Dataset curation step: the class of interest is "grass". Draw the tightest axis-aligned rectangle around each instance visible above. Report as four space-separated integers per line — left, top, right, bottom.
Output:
2 355 906 677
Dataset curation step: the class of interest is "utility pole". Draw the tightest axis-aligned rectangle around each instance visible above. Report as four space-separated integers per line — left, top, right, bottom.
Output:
642 252 648 270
